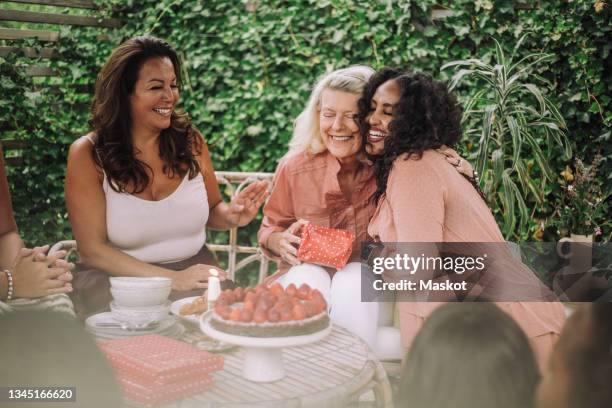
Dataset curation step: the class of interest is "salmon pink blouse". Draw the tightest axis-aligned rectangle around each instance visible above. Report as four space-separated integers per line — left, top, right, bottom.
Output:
367 150 565 369
258 150 376 280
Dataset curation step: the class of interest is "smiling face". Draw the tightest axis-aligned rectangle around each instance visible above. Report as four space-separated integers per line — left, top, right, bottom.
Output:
128 56 179 135
318 88 362 163
366 79 401 155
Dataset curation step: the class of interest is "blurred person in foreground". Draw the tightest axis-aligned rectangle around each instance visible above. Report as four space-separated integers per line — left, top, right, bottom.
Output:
398 303 540 408
0 311 122 408
536 303 612 408
0 143 74 315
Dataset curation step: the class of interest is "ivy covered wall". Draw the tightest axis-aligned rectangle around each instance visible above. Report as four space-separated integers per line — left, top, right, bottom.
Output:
1 0 610 250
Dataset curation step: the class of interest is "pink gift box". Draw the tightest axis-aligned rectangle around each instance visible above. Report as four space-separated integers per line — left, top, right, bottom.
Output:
297 224 355 269
118 374 213 407
100 334 223 406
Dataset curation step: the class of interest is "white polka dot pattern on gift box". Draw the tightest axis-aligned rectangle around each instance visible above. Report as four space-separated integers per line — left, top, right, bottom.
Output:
297 224 355 269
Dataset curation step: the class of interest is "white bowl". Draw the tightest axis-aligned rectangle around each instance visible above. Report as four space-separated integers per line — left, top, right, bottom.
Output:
110 286 171 307
109 277 172 290
110 301 171 326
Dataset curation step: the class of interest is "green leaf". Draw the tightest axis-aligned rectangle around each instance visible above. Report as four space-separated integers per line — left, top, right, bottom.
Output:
501 171 516 235
515 160 543 205
506 115 521 166
492 148 504 187
441 59 495 73
522 83 546 114
476 105 496 176
588 101 601 113
522 130 555 181
448 69 475 90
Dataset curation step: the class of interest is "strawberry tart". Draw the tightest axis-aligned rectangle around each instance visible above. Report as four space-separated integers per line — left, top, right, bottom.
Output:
210 283 329 337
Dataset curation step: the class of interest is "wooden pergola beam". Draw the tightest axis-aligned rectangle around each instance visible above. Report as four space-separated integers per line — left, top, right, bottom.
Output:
0 46 59 59
0 9 122 28
5 0 97 9
0 28 59 41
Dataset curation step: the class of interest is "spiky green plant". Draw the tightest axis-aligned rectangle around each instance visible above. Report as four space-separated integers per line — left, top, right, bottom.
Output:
442 36 572 238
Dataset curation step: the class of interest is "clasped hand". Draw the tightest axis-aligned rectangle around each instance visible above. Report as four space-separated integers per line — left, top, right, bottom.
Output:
10 244 74 299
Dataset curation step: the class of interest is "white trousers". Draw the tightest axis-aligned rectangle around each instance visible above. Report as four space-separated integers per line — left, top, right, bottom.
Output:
277 262 379 349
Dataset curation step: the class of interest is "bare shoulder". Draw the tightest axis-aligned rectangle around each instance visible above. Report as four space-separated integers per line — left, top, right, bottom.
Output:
67 133 102 178
69 133 96 157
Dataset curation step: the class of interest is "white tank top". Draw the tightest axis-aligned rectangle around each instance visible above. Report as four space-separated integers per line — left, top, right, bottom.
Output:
85 135 209 264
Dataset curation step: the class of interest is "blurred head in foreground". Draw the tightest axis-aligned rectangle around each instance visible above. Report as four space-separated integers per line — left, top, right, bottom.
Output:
536 303 612 408
398 303 539 408
0 311 121 408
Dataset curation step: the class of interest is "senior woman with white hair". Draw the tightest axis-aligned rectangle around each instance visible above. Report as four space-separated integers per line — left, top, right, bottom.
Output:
258 66 379 347
258 66 473 348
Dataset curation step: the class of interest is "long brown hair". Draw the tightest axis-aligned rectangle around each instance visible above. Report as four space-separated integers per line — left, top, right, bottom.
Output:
90 35 201 193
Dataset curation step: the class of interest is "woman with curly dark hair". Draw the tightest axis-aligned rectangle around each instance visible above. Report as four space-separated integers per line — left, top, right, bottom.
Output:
359 68 565 370
65 36 268 317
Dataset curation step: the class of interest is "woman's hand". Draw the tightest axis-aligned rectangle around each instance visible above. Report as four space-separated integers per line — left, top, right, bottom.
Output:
226 180 270 227
266 219 309 266
30 245 74 282
436 146 474 178
10 247 74 299
172 264 227 291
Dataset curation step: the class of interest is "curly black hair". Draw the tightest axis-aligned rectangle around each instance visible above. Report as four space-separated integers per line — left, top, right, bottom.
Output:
90 36 201 194
357 68 463 204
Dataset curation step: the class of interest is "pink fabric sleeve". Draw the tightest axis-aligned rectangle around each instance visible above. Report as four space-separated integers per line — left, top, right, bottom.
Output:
257 158 296 259
387 155 446 242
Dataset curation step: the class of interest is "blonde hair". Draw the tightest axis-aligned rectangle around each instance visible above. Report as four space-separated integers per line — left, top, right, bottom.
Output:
289 65 374 155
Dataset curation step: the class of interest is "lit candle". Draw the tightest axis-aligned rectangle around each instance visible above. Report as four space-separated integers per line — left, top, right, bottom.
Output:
207 268 221 309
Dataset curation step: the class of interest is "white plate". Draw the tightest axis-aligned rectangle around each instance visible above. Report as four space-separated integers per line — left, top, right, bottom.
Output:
200 310 331 348
86 312 178 339
92 322 185 340
170 296 206 326
110 300 171 312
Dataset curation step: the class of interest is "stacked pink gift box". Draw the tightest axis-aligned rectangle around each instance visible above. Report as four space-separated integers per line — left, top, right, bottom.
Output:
99 334 224 407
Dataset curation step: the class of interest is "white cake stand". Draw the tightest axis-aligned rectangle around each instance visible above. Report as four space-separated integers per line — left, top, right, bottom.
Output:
200 310 331 382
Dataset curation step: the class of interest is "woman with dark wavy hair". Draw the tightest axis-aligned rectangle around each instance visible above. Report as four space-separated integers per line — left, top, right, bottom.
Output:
358 68 565 369
65 36 268 317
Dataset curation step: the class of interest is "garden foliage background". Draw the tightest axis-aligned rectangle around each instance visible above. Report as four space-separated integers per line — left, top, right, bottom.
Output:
1 0 610 253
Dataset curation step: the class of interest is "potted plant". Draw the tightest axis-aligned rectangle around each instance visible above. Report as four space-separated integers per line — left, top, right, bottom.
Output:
441 35 572 238
553 153 608 242
551 153 610 301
